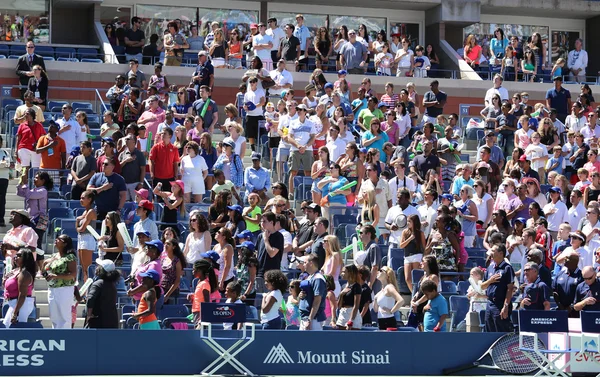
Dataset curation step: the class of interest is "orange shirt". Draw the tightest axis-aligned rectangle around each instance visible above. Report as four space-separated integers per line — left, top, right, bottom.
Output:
36 135 66 169
149 142 180 179
137 293 158 324
192 279 211 313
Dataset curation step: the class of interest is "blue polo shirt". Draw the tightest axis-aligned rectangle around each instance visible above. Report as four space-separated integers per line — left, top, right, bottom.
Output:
88 172 127 213
546 86 571 117
299 272 327 322
485 260 515 308
552 266 582 309
326 102 353 118
522 277 551 310
574 278 600 311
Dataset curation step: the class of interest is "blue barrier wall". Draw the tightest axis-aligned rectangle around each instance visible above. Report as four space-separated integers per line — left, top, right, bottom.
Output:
0 329 504 376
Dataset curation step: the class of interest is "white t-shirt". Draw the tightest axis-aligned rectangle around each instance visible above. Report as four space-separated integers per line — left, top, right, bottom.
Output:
563 142 573 168
417 203 437 239
223 298 243 330
253 33 274 62
395 49 414 68
223 136 247 157
474 193 493 224
288 117 317 151
278 113 297 149
543 200 569 232
525 143 548 171
244 88 265 117
484 86 509 105
326 137 346 162
565 115 586 133
261 289 283 323
389 175 416 206
279 228 292 271
385 204 419 245
181 155 209 193
266 27 286 51
568 202 586 230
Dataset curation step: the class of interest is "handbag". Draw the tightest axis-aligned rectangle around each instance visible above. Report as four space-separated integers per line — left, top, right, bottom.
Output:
32 199 49 231
262 76 276 89
406 310 419 328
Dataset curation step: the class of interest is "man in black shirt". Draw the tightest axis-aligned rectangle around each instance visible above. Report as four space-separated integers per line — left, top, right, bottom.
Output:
410 139 440 183
256 212 284 281
481 244 515 332
279 23 300 71
309 217 329 268
292 203 320 255
125 17 146 62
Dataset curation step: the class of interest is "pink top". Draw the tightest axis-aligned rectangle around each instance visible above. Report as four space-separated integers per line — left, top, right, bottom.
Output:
494 193 517 212
516 129 532 149
3 271 33 299
2 225 39 258
584 161 600 175
457 231 469 264
381 121 399 145
138 108 166 139
134 259 163 301
322 256 341 282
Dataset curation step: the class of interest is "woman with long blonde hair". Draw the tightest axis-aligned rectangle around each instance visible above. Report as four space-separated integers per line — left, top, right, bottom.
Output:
373 266 403 330
360 187 380 234
321 235 343 297
209 28 228 68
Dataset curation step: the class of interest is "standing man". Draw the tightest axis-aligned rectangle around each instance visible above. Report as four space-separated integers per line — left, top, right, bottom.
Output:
191 51 214 94
55 104 85 153
309 217 329 268
519 262 551 311
119 135 146 201
339 30 367 75
568 189 586 230
15 40 45 100
70 141 97 200
287 104 316 196
543 187 569 239
244 152 271 203
299 253 326 330
125 59 147 91
269 59 293 98
266 17 286 63
481 244 515 332
359 163 393 235
192 86 218 134
358 224 382 290
279 24 301 71
137 95 166 138
552 253 582 316
293 14 311 71
484 74 509 105
567 38 588 83
124 17 145 62
410 140 441 183
546 76 572 123
422 80 447 125
36 120 66 170
87 158 127 222
292 203 320 255
149 128 179 189
252 22 274 71
325 125 346 162
255 212 284 279
385 188 419 250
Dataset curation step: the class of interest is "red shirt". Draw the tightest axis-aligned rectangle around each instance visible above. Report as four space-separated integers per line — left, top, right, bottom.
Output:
17 122 46 151
149 142 180 179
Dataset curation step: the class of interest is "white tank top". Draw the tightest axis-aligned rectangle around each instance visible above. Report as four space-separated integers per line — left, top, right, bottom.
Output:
376 291 396 319
186 232 207 264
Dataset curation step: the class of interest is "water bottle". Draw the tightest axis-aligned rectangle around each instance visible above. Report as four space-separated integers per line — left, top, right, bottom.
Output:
47 137 54 156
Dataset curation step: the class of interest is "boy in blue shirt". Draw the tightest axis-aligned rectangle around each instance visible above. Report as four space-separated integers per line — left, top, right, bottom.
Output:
546 146 564 175
422 280 448 332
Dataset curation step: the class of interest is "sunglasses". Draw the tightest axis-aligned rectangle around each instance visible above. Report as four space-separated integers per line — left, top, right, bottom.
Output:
584 275 596 281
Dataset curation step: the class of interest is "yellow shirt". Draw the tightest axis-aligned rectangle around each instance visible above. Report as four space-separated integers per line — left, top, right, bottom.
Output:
14 104 44 123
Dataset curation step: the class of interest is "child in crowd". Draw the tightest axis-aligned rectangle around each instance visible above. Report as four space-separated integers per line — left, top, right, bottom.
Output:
137 125 149 158
466 267 487 312
534 217 553 268
551 58 566 79
546 146 565 175
167 84 178 107
100 111 120 138
264 102 276 123
574 168 591 192
261 270 287 330
434 114 447 136
211 169 242 204
234 83 247 108
133 269 161 330
223 281 243 330
358 266 373 326
515 115 532 148
413 45 430 78
552 223 572 276
375 42 394 76
284 280 301 328
324 275 337 327
422 280 448 332
525 131 548 183
189 259 218 326
334 70 349 91
243 193 262 239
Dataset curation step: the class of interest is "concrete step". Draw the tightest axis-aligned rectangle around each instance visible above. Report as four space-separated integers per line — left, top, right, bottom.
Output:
39 317 85 329
37 303 85 318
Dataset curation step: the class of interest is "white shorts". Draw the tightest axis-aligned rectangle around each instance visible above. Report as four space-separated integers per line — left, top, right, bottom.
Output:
404 253 423 264
2 297 35 328
336 307 363 329
300 318 323 331
78 233 97 251
183 176 206 195
18 148 41 168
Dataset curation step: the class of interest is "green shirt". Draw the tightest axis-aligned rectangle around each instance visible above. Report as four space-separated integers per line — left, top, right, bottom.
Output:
245 206 262 232
358 108 384 130
48 253 76 288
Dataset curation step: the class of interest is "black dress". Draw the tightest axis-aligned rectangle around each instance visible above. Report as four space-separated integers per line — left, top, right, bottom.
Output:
161 197 178 229
104 233 123 264
85 277 119 328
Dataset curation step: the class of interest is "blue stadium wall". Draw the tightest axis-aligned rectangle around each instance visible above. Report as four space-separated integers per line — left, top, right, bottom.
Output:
0 329 506 375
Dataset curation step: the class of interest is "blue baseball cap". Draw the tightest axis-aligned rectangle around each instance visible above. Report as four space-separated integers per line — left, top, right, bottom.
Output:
549 186 562 195
201 250 220 262
237 241 255 251
136 230 151 237
324 82 334 90
102 137 114 144
378 102 388 108
337 69 347 75
236 230 252 239
441 194 454 201
139 269 160 284
359 147 368 154
514 217 527 224
144 239 164 251
227 204 243 213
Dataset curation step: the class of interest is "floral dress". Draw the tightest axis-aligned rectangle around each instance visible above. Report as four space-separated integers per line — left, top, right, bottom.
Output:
160 253 180 299
47 254 76 288
236 261 257 296
430 230 457 272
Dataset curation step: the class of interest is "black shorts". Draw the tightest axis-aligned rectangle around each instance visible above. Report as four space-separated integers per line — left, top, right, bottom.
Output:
269 136 281 148
299 50 308 65
245 115 264 140
378 316 397 330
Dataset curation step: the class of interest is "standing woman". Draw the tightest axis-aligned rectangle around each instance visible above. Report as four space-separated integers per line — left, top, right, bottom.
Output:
584 171 600 207
473 179 493 229
359 187 380 234
213 140 244 191
209 28 228 69
43 235 77 329
455 185 479 248
161 238 187 305
75 190 97 282
321 235 343 297
334 26 349 71
16 170 52 252
425 215 460 273
98 211 125 265
530 32 547 77
2 248 36 327
489 28 509 68
214 228 235 291
318 163 350 220
426 44 440 77
0 138 11 227
153 180 185 229
310 102 330 156
171 87 193 124
183 212 212 264
336 264 363 330
339 141 364 194
228 28 243 69
200 133 218 190
463 34 482 71
399 214 426 293
224 122 247 158
314 26 332 71
180 141 209 203
362 120 389 163
28 65 48 111
373 266 403 330
410 255 440 329
357 24 372 71
85 259 119 328
236 243 258 301
311 146 331 205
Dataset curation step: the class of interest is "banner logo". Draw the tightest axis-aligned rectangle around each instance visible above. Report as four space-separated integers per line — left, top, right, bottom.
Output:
264 343 294 364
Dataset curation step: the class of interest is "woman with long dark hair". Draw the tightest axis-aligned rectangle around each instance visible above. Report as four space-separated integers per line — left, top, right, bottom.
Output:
161 238 187 304
200 132 218 190
2 248 36 327
209 190 231 236
214 227 235 291
314 26 332 71
530 32 546 75
128 239 165 312
373 266 403 330
184 212 212 264
410 255 440 330
236 242 258 301
98 211 125 265
336 264 363 330
43 235 77 328
104 23 118 46
483 209 512 250
85 259 119 328
225 205 246 237
171 87 192 124
17 170 52 253
334 26 349 71
76 190 97 282
426 44 440 77
189 259 218 325
426 214 460 273
28 65 49 111
400 214 426 293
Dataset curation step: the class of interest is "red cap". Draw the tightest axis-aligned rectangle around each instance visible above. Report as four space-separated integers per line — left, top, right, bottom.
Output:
170 180 185 192
138 200 154 212
519 154 529 162
250 23 258 29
